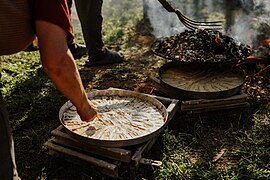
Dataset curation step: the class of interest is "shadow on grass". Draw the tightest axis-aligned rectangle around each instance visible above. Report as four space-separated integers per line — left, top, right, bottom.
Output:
3 68 69 179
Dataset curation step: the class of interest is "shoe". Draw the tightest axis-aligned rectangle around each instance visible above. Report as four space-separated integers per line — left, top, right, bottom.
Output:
68 42 88 59
86 48 124 67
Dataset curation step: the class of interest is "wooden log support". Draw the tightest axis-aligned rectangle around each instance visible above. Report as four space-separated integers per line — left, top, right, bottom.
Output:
44 139 119 177
132 137 159 167
181 92 250 114
166 99 179 121
51 126 132 163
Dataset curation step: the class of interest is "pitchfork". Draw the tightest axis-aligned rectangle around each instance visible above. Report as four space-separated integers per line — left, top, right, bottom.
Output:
158 0 223 30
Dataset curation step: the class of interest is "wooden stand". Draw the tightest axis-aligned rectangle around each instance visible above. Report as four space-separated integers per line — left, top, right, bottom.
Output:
149 76 250 114
181 93 249 114
44 94 179 178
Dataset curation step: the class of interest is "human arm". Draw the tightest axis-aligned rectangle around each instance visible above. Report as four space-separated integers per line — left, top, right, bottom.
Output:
36 20 97 121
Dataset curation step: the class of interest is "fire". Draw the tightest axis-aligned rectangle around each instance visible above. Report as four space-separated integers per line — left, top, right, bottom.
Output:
266 39 270 48
215 32 221 46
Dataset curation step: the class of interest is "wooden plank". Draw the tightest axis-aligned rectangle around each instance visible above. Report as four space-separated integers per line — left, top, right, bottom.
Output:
44 139 119 178
180 107 249 121
131 98 179 166
51 126 132 163
182 101 249 111
132 136 159 166
181 100 248 110
166 99 179 121
181 92 249 112
183 102 250 114
181 93 247 106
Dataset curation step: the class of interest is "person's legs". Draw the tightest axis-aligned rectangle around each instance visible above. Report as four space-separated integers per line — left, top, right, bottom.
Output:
74 0 104 53
74 0 124 66
0 80 20 180
67 0 87 60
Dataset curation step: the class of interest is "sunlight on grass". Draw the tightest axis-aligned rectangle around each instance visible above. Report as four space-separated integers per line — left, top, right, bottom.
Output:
0 51 41 96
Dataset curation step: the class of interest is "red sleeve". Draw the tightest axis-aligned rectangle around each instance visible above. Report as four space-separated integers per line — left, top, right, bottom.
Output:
34 0 74 43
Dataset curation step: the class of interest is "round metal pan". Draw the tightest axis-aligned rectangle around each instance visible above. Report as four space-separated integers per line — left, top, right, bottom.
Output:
59 89 168 147
158 61 244 100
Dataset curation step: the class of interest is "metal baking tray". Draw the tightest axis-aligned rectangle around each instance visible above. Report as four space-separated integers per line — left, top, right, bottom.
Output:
59 89 169 147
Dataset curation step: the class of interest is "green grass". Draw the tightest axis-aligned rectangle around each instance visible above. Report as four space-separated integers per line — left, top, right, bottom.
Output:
1 1 270 179
154 108 270 180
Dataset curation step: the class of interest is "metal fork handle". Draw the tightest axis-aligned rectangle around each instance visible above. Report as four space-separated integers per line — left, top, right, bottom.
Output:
158 0 176 12
158 0 223 30
175 9 223 24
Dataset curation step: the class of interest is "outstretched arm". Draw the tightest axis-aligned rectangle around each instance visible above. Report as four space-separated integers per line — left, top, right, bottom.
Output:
36 20 97 121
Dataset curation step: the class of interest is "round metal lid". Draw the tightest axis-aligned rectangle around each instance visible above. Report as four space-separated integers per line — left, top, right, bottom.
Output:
158 62 244 99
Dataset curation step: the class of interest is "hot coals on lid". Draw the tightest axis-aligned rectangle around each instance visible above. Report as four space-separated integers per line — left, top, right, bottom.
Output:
151 29 252 63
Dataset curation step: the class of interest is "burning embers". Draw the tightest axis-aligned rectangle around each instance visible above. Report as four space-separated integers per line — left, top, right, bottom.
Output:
151 29 252 63
266 39 270 48
254 38 270 57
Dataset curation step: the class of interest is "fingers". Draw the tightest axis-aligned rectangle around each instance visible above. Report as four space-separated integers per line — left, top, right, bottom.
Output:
79 106 98 122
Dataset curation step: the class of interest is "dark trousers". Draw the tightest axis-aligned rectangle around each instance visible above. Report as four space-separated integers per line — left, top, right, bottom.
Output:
0 66 20 180
0 94 19 180
74 0 104 54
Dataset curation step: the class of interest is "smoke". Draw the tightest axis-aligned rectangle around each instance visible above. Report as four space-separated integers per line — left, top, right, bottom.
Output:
144 0 270 47
144 0 225 38
144 0 201 38
144 0 186 37
229 0 270 46
228 7 258 46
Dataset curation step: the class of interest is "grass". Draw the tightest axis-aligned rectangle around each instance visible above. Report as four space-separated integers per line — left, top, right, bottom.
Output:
154 108 270 180
1 1 270 179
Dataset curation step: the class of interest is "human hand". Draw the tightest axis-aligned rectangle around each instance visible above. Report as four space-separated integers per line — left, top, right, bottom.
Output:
79 101 98 122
